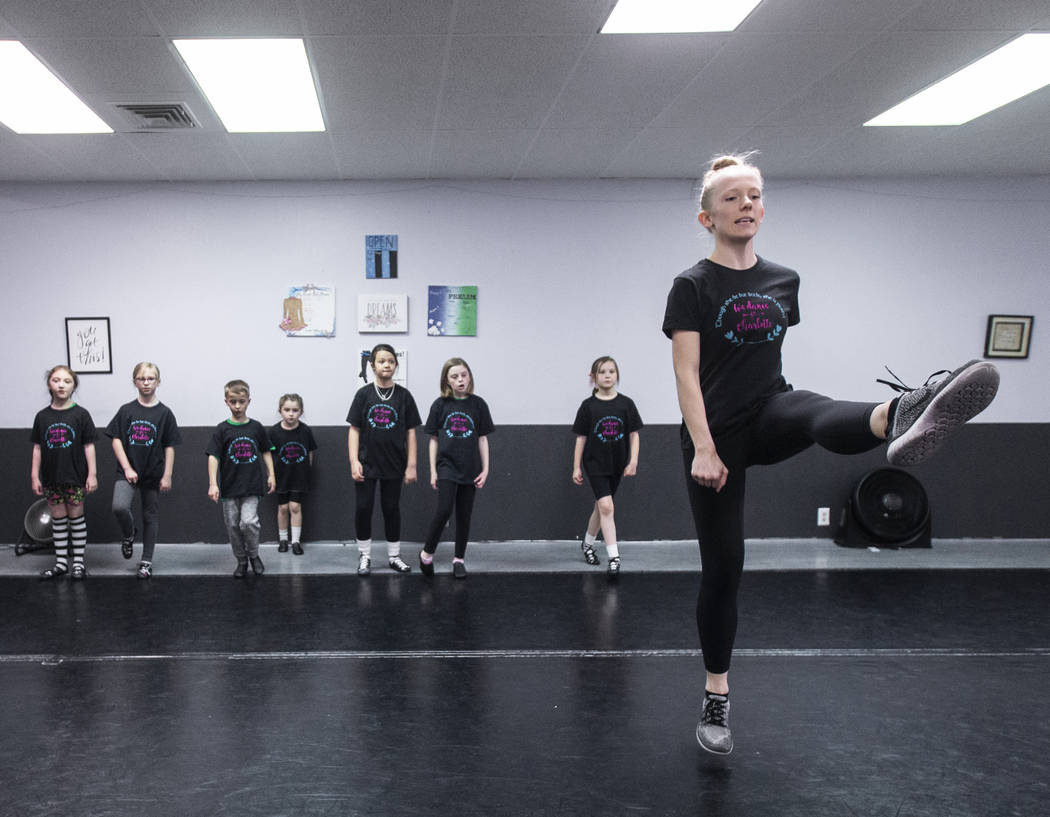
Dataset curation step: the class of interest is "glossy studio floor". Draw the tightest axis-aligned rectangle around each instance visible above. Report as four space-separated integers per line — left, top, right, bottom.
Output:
2 538 1048 817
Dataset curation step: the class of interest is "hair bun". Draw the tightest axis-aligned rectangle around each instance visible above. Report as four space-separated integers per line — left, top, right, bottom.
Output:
709 156 741 172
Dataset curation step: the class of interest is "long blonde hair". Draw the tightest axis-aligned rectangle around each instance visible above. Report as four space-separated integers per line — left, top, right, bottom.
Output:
439 358 474 398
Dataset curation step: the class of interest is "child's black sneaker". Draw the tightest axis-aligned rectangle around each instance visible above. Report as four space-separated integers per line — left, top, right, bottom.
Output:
388 556 411 573
358 554 371 576
121 529 136 559
581 542 600 566
278 539 289 553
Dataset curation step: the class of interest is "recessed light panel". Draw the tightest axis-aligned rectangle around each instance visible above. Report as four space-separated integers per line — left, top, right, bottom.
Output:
0 41 113 134
865 33 1050 126
601 0 762 34
173 38 325 133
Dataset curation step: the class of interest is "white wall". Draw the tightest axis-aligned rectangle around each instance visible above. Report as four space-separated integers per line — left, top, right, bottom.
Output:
3 177 1046 429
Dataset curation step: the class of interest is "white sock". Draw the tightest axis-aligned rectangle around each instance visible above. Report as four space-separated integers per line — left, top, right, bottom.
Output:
358 538 372 557
290 526 301 543
387 541 401 558
605 543 619 560
278 527 289 542
584 531 597 546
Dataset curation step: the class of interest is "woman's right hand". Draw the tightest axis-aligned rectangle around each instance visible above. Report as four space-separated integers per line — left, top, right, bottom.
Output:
572 467 583 485
690 447 728 493
351 460 364 482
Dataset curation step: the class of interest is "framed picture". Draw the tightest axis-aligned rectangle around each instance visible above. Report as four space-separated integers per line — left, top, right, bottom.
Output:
65 317 112 374
427 285 477 336
984 314 1033 359
358 293 408 333
366 234 398 279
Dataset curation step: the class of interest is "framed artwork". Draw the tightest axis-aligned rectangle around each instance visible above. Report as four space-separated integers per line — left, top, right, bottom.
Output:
984 315 1032 359
366 234 398 279
280 284 336 337
427 285 477 336
65 317 112 374
358 293 408 333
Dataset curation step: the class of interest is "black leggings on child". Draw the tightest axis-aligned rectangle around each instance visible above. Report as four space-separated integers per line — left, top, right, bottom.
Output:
423 480 477 560
683 389 883 674
354 478 403 542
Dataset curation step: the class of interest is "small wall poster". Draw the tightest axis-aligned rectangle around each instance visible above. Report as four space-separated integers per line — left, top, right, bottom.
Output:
65 316 112 374
358 348 408 386
281 284 336 337
366 234 398 279
358 293 408 333
427 285 477 336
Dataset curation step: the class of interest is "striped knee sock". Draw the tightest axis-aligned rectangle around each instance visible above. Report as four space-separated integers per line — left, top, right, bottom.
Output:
51 517 70 571
69 516 87 565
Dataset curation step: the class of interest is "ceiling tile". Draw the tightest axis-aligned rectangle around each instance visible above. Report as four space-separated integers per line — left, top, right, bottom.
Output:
436 35 588 129
310 36 446 132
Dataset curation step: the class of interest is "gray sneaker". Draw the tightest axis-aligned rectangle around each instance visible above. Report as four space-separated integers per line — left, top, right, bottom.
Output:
884 360 999 466
697 693 733 755
357 553 371 576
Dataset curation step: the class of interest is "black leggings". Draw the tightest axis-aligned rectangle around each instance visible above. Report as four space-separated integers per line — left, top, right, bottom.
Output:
423 480 477 560
684 390 883 674
354 478 403 542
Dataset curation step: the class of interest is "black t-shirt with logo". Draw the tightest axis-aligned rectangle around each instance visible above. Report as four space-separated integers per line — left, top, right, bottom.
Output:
423 394 495 484
347 384 422 480
31 404 98 487
105 401 182 489
572 393 643 477
662 256 800 440
205 419 273 498
269 421 318 493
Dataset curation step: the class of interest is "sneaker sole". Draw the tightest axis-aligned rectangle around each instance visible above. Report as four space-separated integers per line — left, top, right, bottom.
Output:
887 361 999 466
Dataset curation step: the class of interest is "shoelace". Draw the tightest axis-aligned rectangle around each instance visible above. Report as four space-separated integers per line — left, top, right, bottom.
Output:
703 696 728 727
876 365 950 394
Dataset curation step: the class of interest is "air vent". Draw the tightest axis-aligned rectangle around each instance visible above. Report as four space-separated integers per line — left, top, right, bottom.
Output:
113 103 199 130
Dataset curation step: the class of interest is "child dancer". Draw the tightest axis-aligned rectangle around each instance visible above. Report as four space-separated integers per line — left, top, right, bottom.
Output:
420 358 494 579
106 362 182 579
347 344 421 575
31 365 98 580
272 394 317 555
206 379 275 578
664 153 999 754
571 356 642 577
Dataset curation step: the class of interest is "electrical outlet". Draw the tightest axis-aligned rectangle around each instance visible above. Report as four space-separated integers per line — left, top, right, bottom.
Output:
817 507 831 526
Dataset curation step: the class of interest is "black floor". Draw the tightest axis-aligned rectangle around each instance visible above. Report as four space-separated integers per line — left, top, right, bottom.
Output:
2 571 1048 817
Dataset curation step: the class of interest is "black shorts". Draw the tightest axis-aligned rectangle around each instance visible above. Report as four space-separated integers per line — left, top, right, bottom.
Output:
587 473 621 500
275 491 306 505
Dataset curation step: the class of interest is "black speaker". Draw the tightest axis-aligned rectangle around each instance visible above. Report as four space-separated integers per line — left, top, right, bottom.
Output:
835 468 931 549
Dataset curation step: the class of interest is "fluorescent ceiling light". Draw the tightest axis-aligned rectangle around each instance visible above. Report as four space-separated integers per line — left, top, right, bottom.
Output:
601 0 762 33
865 33 1050 126
0 41 112 134
173 38 325 133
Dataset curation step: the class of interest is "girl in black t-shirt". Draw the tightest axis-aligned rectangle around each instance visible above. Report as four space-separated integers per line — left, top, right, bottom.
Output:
571 356 642 577
347 344 421 575
106 361 182 579
419 357 494 579
272 393 318 556
30 365 98 580
664 154 999 755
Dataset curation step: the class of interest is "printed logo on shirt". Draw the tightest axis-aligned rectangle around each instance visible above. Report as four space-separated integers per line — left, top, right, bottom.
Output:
226 436 260 465
127 420 157 447
367 403 399 431
714 291 788 346
45 422 75 450
278 441 308 465
593 416 625 443
443 412 475 439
